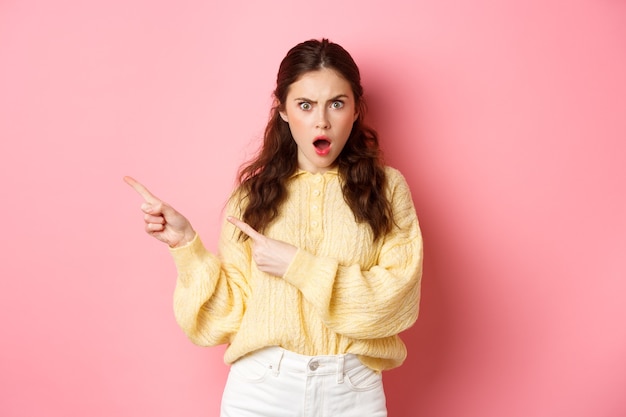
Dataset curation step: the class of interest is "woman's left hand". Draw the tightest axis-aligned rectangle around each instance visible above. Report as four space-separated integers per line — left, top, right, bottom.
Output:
227 216 297 277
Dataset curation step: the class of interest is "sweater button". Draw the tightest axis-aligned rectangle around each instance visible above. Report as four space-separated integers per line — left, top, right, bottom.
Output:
309 361 319 371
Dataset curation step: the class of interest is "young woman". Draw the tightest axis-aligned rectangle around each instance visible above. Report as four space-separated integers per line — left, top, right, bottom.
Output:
126 38 423 417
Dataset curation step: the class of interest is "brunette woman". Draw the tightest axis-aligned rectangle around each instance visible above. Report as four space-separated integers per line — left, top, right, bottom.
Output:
126 38 422 417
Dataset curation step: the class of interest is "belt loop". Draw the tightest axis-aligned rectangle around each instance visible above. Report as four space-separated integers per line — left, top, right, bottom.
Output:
271 348 285 376
337 355 345 384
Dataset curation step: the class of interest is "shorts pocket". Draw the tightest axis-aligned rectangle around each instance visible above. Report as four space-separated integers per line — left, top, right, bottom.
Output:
344 363 383 392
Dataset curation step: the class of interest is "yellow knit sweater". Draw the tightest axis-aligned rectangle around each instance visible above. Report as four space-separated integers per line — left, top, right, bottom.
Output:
170 166 423 371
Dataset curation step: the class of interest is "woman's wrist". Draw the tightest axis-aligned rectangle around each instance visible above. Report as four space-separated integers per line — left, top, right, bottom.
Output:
170 229 196 248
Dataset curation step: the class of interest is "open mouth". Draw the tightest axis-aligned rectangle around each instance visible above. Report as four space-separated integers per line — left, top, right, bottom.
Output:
314 138 331 154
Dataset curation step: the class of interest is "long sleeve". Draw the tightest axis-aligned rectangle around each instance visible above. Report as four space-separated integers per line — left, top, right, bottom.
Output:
170 201 252 346
281 169 423 339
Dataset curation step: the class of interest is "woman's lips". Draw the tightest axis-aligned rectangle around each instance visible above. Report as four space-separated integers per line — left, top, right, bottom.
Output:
314 137 331 155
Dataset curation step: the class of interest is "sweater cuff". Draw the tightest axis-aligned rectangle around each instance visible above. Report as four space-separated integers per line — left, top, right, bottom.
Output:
168 233 209 273
283 249 338 294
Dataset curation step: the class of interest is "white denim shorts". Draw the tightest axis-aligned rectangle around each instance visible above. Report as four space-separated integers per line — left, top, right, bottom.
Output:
220 346 387 417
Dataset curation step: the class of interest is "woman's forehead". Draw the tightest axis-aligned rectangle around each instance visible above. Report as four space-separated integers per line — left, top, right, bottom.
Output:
287 68 353 99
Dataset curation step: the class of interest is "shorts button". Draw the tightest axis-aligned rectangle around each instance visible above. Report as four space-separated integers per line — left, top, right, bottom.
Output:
309 361 319 371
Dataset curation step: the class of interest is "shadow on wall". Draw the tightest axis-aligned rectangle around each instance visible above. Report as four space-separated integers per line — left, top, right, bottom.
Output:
385 287 448 415
359 51 455 415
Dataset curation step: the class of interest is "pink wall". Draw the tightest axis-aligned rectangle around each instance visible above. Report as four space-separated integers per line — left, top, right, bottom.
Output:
1 0 625 416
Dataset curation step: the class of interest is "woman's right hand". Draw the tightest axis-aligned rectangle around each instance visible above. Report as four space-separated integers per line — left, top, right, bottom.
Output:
124 176 196 248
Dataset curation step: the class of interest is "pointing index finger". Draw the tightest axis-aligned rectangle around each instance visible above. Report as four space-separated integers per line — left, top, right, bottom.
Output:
123 176 159 203
227 216 262 241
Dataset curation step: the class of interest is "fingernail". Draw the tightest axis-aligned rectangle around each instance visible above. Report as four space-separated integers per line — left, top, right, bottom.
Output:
141 203 151 212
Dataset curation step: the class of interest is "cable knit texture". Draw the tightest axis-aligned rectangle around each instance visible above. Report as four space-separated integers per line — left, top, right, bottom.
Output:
170 166 423 371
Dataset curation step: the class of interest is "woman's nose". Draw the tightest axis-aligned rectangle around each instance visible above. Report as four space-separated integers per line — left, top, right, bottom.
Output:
316 110 330 129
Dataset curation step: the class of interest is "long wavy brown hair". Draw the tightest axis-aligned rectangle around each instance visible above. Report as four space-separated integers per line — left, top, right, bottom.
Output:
237 39 393 241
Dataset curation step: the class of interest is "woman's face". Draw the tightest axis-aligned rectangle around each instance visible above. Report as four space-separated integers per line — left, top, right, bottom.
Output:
280 68 358 174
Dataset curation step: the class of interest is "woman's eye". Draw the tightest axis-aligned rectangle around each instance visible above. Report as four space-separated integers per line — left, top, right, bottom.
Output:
331 101 344 109
299 102 312 110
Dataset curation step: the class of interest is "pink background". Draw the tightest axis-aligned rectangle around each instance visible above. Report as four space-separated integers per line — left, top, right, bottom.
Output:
1 0 625 416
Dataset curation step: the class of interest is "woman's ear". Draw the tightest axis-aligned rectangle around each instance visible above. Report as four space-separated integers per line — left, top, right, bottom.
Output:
275 98 288 122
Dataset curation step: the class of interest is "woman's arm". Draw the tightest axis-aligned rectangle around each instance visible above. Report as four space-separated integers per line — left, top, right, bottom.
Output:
281 171 423 340
171 223 251 346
